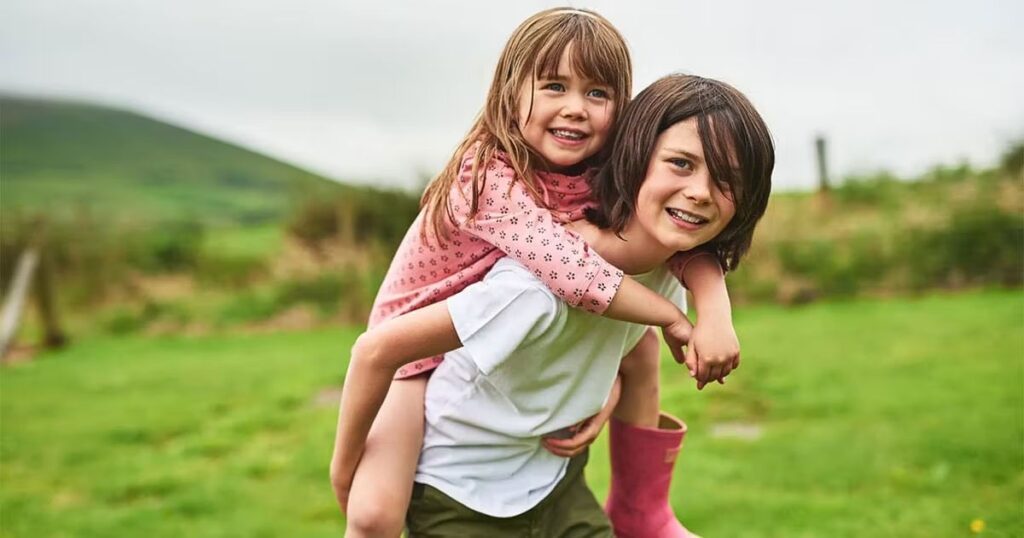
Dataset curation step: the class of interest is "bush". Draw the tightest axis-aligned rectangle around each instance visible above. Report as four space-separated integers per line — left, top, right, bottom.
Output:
286 198 340 250
101 300 190 335
128 220 205 273
214 267 382 326
273 274 347 315
1000 141 1023 178
833 171 901 208
195 252 266 289
286 188 418 252
774 233 891 300
216 291 280 325
905 205 1024 289
0 212 131 306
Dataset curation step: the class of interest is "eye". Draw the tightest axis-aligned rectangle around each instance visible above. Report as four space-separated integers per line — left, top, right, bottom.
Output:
587 88 611 99
669 158 694 172
542 82 565 92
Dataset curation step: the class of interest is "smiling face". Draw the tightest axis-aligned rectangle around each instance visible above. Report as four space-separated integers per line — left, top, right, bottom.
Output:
627 117 737 255
517 45 616 172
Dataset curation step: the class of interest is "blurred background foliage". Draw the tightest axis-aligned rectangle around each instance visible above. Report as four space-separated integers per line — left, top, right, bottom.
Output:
0 96 419 339
2 97 1021 341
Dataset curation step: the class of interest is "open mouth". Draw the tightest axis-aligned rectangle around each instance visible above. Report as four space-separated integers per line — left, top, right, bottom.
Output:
666 208 709 225
550 128 587 142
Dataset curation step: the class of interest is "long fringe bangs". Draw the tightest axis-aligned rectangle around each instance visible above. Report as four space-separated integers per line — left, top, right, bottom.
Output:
692 81 774 270
420 8 632 243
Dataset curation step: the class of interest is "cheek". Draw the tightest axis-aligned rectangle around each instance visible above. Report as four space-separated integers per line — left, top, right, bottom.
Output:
716 195 737 229
637 180 666 225
518 103 531 129
517 88 536 128
593 106 615 138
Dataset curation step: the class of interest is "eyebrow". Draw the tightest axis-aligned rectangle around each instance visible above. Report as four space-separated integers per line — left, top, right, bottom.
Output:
538 71 609 88
664 147 704 163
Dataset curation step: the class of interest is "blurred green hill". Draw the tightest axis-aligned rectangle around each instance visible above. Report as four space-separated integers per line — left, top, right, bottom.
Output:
0 96 351 225
0 96 418 334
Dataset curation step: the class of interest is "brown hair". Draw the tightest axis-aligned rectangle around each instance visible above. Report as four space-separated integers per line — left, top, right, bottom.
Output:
586 74 774 271
420 7 632 241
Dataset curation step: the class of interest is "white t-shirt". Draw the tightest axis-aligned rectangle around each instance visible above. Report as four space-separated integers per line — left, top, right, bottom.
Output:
414 257 682 517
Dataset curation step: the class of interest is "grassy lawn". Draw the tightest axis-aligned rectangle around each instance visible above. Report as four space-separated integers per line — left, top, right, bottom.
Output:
1 289 1021 537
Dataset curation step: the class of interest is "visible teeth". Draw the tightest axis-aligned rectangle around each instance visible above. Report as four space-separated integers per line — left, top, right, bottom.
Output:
667 208 706 224
551 129 584 140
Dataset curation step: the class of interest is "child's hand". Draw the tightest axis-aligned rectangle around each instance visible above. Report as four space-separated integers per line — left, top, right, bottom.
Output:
688 314 740 390
661 316 694 371
542 375 621 458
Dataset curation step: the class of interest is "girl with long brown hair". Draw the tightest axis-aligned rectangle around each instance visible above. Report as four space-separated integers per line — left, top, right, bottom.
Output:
332 9 742 536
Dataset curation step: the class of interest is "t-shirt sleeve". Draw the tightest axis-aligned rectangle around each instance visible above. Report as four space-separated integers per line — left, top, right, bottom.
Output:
446 262 562 375
665 249 719 289
449 154 624 314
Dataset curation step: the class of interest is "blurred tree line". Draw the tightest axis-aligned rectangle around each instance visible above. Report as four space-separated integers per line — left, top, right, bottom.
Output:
1 143 1021 338
728 142 1023 304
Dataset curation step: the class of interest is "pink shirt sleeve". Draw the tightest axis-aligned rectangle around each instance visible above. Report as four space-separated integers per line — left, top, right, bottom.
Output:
449 156 624 314
665 249 719 289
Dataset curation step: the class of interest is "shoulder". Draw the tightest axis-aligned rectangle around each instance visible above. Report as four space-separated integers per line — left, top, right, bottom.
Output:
482 259 558 306
450 258 561 325
640 263 686 308
446 258 563 359
457 143 517 183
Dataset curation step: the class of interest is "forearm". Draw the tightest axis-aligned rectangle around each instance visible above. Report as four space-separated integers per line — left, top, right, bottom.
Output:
330 302 461 492
605 275 687 327
682 253 732 322
330 336 399 491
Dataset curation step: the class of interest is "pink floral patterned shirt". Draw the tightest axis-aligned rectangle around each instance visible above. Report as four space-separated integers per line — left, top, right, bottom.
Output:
368 146 698 378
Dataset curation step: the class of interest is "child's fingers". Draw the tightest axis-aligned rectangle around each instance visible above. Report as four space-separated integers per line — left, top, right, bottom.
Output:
543 445 572 458
542 438 582 458
542 438 572 455
684 345 698 378
718 362 732 381
667 340 686 365
695 360 708 389
542 419 599 456
705 364 721 386
550 433 585 450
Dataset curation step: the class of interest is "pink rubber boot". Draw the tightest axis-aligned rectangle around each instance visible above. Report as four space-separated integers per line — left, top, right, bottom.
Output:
605 413 700 538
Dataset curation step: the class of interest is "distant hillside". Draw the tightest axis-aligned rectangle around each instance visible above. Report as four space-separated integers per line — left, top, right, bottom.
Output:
0 96 363 225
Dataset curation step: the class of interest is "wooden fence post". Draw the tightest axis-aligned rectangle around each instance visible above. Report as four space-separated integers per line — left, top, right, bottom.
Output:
815 134 831 193
0 249 40 358
33 248 67 349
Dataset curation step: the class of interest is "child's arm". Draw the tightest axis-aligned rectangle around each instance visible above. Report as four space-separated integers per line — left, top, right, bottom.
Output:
668 251 741 389
329 302 461 512
605 276 694 365
453 158 692 337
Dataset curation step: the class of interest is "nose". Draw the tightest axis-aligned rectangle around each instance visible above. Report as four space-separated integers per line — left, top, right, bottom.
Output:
684 170 713 205
560 92 587 119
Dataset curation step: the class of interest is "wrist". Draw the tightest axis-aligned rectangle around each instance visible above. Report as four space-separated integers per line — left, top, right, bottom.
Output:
694 301 732 324
693 290 732 321
662 308 690 329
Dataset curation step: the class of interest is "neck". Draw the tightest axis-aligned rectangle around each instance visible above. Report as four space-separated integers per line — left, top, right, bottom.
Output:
572 220 675 275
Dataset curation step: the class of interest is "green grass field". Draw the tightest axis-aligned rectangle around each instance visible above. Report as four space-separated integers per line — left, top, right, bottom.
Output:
2 289 1021 537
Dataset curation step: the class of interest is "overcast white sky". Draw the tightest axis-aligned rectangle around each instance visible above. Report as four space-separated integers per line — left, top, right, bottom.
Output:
2 0 1021 191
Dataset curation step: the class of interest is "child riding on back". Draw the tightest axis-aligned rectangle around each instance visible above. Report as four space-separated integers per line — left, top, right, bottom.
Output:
332 8 741 537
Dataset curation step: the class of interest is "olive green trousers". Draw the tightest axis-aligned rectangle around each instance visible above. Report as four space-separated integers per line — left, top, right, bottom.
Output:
406 451 613 537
